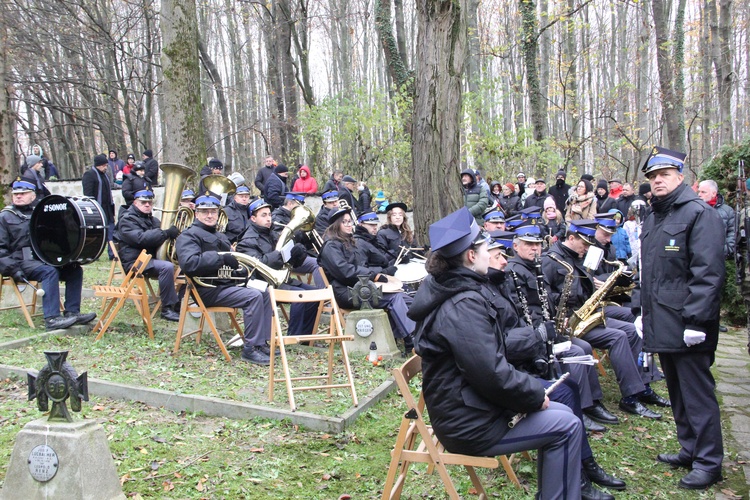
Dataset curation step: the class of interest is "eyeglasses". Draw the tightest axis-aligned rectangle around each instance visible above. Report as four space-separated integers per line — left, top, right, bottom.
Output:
342 219 354 226
137 200 154 205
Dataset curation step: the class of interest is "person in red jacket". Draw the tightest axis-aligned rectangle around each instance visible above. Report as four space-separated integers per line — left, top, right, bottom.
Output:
292 164 318 194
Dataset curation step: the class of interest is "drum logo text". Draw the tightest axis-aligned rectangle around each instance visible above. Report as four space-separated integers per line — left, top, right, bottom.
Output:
43 203 68 212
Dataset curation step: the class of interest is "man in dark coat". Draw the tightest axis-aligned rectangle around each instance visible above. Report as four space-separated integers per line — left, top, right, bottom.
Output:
270 192 324 287
342 175 371 216
315 190 339 235
223 185 252 244
0 180 95 330
354 211 395 270
264 164 289 209
615 183 637 216
697 179 735 259
640 147 725 490
595 179 616 213
236 198 318 335
175 194 273 365
114 190 180 321
119 162 151 219
21 155 51 198
548 170 571 213
337 175 357 213
321 170 343 193
107 150 125 188
82 154 116 259
254 155 276 195
524 179 549 210
142 149 159 186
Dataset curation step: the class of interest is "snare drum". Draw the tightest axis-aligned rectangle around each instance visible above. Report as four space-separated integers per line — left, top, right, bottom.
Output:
30 195 107 266
394 261 428 294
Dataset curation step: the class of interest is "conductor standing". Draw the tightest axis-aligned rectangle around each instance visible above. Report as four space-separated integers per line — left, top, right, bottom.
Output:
640 146 726 490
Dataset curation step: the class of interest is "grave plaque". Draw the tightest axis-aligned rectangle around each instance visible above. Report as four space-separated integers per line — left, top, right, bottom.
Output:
28 445 58 482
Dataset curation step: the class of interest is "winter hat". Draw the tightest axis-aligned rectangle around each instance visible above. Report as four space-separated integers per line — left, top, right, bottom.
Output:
556 170 566 179
580 174 595 182
25 155 42 168
505 182 515 191
596 179 608 190
274 164 289 174
94 154 108 167
208 158 224 170
143 149 153 158
638 183 651 196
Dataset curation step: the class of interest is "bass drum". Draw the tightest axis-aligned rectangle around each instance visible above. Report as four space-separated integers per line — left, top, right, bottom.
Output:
30 195 107 266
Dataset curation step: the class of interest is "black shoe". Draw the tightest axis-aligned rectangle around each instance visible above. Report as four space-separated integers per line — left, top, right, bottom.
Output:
618 399 662 419
45 315 78 331
719 325 728 333
582 415 607 433
161 307 180 322
64 311 97 325
257 342 280 356
678 469 722 489
584 402 619 424
656 453 692 469
639 390 671 407
241 347 270 366
581 474 615 500
583 457 626 490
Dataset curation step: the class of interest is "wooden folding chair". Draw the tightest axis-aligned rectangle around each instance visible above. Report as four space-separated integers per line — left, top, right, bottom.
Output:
172 275 240 362
314 268 351 333
0 275 44 328
104 242 162 319
93 251 155 340
268 286 358 411
383 355 531 500
592 348 608 377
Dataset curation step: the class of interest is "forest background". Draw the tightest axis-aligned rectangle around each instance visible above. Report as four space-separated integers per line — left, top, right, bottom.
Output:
0 0 747 240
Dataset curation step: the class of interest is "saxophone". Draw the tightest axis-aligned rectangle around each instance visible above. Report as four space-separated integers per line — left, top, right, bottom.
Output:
568 259 626 338
548 253 574 337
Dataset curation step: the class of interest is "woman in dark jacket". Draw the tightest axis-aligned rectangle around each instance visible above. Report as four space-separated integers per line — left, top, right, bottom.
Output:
317 207 413 354
499 182 521 217
407 207 583 500
376 202 415 265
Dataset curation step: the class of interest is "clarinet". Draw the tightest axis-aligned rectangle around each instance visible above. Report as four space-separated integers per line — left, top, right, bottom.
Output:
510 270 534 327
508 373 569 428
533 256 561 379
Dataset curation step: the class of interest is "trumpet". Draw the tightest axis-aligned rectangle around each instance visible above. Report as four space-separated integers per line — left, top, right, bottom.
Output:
192 252 289 288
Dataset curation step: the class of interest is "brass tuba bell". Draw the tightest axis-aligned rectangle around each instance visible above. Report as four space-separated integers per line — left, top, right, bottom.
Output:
156 163 196 262
201 174 237 233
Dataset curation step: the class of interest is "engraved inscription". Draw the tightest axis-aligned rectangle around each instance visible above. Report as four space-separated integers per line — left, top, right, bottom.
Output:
28 444 58 482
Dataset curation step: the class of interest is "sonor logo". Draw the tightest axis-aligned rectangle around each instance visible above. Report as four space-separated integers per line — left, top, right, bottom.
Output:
44 203 68 212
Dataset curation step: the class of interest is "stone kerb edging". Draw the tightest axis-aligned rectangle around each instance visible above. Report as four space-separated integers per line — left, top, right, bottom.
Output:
0 363 395 433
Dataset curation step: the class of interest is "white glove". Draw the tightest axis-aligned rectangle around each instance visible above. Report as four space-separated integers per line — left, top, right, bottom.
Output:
633 316 643 339
683 328 706 347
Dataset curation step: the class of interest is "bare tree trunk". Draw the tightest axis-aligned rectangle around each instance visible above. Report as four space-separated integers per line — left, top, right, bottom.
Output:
710 0 734 144
161 0 206 168
278 0 299 161
412 0 467 244
375 0 412 89
198 39 232 163
0 14 15 195
519 0 547 141
701 0 712 161
563 0 580 167
651 0 685 150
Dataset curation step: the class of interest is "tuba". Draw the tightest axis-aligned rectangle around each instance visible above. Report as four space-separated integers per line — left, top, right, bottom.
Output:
156 163 196 262
192 251 289 288
201 174 237 233
275 205 317 255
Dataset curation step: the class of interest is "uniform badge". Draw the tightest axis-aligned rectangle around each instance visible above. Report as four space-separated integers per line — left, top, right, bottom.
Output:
665 239 680 251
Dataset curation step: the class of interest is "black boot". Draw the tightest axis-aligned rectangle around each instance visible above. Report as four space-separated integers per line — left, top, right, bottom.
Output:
583 457 626 490
581 472 615 500
403 335 414 357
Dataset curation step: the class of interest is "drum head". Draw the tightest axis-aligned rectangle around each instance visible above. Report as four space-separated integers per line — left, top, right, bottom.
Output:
30 195 107 266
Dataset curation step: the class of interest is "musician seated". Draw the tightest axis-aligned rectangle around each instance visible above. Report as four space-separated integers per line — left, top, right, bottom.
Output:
236 199 318 335
505 223 618 430
407 207 584 500
179 189 196 210
482 208 506 231
271 192 324 288
223 185 252 244
318 207 415 355
314 190 340 235
542 220 668 419
119 162 151 219
0 180 96 330
114 189 180 322
376 202 415 265
354 212 395 270
175 194 273 365
484 228 626 496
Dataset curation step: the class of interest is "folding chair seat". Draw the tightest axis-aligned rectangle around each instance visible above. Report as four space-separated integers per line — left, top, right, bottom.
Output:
0 275 44 328
92 250 155 340
315 268 351 331
382 355 531 500
268 286 358 411
172 275 241 362
105 242 162 319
